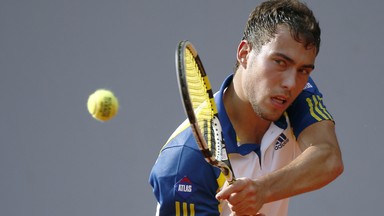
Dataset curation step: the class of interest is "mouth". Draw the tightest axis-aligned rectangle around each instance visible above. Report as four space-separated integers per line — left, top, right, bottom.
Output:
272 96 288 105
270 95 289 110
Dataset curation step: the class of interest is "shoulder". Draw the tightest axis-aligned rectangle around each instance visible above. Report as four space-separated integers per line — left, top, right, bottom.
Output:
150 122 211 179
149 122 222 214
287 77 334 137
162 121 200 152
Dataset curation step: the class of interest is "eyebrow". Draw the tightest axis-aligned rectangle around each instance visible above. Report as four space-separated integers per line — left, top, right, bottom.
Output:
274 53 315 70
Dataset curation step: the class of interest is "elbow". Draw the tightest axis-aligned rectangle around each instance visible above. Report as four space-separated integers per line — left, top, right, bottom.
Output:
335 154 344 176
326 149 344 182
331 156 344 179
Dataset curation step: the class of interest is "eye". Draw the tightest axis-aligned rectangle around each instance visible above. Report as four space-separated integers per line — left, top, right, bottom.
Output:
274 59 286 67
298 68 312 75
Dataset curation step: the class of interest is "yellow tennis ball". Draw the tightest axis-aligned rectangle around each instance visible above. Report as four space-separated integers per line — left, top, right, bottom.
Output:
87 89 119 121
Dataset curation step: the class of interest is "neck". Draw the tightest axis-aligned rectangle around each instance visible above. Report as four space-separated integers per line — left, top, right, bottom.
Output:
223 73 271 144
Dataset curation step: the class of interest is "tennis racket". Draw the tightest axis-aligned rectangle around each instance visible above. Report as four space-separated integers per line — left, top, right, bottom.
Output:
175 40 235 184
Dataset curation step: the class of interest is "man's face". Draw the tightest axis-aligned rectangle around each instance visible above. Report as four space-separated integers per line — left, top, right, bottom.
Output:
241 25 317 121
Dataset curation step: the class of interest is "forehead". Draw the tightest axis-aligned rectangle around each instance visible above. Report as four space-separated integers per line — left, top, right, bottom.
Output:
259 25 317 62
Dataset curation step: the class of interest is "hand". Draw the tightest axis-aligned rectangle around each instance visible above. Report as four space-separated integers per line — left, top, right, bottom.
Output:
216 178 266 216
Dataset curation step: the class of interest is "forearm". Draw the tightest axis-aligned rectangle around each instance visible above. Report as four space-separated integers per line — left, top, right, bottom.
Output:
260 143 343 203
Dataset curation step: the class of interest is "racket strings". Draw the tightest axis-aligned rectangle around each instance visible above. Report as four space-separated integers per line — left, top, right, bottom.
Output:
184 48 216 154
178 41 235 184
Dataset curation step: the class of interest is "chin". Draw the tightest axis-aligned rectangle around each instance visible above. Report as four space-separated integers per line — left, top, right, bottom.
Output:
262 115 282 122
255 110 281 122
252 104 285 122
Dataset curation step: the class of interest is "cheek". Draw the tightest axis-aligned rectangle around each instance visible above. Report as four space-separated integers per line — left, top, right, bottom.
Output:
243 77 254 99
242 59 271 100
243 74 258 101
243 74 268 101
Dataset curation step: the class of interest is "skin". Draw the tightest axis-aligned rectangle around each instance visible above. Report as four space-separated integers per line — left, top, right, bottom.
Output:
216 25 344 215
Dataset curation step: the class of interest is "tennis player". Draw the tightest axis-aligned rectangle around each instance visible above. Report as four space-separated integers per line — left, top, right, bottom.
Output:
149 0 343 215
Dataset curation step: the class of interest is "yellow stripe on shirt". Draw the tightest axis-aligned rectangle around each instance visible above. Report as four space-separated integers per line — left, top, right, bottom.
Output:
176 201 181 216
306 97 322 121
175 201 195 216
312 95 331 120
316 95 333 120
183 202 188 216
306 95 333 121
189 203 195 216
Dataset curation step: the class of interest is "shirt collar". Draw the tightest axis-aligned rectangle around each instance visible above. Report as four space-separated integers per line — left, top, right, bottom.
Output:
215 74 288 155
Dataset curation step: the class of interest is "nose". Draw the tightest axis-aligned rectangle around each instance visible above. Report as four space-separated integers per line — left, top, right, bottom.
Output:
281 69 296 90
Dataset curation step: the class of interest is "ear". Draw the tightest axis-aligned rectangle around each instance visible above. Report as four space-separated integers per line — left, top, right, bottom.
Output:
237 40 251 68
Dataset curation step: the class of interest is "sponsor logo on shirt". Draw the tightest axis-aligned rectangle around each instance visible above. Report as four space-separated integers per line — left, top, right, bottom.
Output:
275 133 289 150
303 82 313 90
175 176 195 199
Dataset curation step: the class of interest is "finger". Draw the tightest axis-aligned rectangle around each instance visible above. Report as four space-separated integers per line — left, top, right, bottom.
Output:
216 179 246 200
216 184 241 200
216 184 235 200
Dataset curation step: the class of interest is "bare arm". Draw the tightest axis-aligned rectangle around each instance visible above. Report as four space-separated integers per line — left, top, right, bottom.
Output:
216 120 344 214
262 120 343 201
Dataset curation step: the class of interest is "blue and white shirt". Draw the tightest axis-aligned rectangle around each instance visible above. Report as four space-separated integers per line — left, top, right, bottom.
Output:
149 74 333 216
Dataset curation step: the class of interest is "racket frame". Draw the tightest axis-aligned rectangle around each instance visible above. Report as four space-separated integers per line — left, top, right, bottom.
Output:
175 40 235 184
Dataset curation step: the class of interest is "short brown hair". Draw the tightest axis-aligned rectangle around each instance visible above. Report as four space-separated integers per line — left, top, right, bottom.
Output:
236 0 321 69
